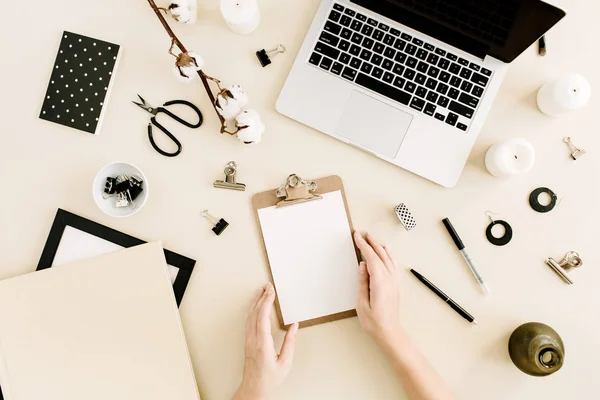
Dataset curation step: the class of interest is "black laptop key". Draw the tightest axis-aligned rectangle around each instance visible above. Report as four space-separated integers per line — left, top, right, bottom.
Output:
319 57 333 70
367 18 378 27
315 42 340 60
406 44 417 55
384 47 396 59
427 66 440 78
449 76 462 88
361 25 374 36
344 8 356 17
424 102 436 116
373 43 385 54
426 53 439 65
410 97 425 111
394 39 406 51
417 61 428 73
351 20 363 32
412 38 424 46
329 10 341 23
383 71 394 83
438 58 450 70
341 28 352 40
338 40 350 52
340 15 352 27
469 63 480 71
351 33 364 45
349 44 361 56
339 52 351 65
373 29 385 41
394 52 407 64
449 63 461 74
325 21 342 35
435 48 446 57
372 54 383 66
371 67 384 79
416 49 428 60
472 85 484 97
403 68 416 80
439 71 451 83
356 73 411 105
437 96 449 108
445 112 458 126
458 57 469 66
405 82 416 93
446 53 458 61
378 23 390 32
436 83 449 95
448 88 460 99
416 86 427 98
459 68 472 80
449 101 474 119
425 78 437 90
333 3 344 11
457 123 468 131
331 61 343 75
362 38 374 49
401 33 412 41
356 13 367 22
359 49 372 61
390 28 401 36
320 31 340 47
393 63 404 75
360 62 372 74
471 72 490 87
309 52 322 66
434 112 445 121
459 92 479 108
406 56 418 68
424 43 435 52
481 68 492 77
383 58 394 71
415 73 426 85
426 91 438 103
384 34 395 46
350 57 362 69
393 76 405 89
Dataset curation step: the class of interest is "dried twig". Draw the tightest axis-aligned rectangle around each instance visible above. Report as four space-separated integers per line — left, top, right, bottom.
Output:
146 0 237 135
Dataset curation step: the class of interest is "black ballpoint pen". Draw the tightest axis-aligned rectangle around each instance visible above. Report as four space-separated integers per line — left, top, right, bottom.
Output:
410 269 478 324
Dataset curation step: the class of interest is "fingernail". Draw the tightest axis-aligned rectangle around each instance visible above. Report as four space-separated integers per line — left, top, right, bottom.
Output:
258 287 265 294
359 262 366 274
264 282 274 293
291 323 299 334
354 231 364 241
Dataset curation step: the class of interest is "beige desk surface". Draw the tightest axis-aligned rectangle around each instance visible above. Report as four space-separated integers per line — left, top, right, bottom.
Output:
1 0 599 399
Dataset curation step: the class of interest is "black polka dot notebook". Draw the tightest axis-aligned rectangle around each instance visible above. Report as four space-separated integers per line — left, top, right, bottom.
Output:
39 31 122 135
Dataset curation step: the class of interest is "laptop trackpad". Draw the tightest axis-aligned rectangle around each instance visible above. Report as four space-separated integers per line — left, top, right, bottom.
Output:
335 91 413 159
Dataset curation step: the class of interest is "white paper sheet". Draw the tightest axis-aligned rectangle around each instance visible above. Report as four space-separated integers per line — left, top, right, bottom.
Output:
258 191 358 324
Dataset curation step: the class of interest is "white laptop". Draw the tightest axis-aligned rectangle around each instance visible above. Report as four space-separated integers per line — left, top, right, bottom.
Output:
277 0 565 187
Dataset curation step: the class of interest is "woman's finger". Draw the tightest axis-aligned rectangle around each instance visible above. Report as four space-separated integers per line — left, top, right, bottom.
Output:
278 323 299 367
246 287 266 340
354 232 383 276
366 233 393 272
256 283 276 340
356 262 371 313
382 245 397 271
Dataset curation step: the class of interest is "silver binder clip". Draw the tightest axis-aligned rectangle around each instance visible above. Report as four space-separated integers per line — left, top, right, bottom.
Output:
563 137 586 160
545 251 583 285
275 174 321 208
214 161 246 191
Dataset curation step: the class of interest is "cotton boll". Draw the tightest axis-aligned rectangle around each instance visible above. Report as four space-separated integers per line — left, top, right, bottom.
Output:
236 109 265 144
216 94 242 120
168 0 198 24
228 85 249 109
186 52 204 70
173 51 204 83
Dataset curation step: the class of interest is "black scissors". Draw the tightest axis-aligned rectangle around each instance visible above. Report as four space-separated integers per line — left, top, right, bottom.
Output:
133 95 203 157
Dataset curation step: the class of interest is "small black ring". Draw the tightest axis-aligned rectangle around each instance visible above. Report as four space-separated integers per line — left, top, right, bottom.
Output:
529 187 557 213
486 220 513 246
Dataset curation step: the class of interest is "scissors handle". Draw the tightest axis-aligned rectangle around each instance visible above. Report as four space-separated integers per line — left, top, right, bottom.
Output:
148 119 183 157
160 100 203 128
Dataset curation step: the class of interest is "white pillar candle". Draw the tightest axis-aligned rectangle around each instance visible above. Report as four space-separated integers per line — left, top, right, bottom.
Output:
220 0 261 35
537 73 591 117
485 139 535 178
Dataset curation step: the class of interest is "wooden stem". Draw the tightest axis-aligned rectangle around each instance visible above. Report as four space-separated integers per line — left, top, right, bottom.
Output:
146 0 229 132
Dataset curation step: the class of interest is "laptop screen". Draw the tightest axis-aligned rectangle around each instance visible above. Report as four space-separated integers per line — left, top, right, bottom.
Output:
350 0 566 62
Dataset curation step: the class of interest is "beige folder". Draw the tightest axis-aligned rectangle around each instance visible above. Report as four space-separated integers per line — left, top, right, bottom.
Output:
0 242 200 400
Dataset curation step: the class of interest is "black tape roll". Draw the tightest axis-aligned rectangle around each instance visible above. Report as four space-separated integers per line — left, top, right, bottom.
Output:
529 187 557 213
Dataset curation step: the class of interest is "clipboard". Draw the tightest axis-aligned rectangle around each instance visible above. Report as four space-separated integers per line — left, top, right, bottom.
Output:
252 175 359 329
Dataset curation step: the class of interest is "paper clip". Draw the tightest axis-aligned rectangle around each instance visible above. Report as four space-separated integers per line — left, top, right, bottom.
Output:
214 161 246 191
256 44 286 67
563 137 586 160
201 210 229 236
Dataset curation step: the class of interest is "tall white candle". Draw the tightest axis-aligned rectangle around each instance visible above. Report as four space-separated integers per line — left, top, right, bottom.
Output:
485 139 535 178
220 0 261 35
537 73 591 117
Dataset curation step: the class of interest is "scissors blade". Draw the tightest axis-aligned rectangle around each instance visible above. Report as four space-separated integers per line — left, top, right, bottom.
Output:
132 95 155 114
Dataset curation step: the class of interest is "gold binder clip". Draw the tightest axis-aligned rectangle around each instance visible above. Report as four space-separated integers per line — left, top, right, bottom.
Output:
275 174 322 207
214 161 246 191
545 251 583 285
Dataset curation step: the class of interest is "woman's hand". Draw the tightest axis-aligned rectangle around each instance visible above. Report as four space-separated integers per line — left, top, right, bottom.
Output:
354 231 404 348
233 283 299 400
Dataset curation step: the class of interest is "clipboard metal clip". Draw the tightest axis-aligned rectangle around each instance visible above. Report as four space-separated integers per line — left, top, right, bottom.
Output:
276 174 322 207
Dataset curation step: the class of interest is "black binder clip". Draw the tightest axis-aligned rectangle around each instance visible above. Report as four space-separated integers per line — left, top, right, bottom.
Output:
256 44 286 67
201 210 229 236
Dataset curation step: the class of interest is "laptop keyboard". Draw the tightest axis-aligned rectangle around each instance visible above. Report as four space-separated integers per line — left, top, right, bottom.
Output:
308 2 493 132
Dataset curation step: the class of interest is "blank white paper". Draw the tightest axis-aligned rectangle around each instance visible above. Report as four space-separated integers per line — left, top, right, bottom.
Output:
258 191 358 325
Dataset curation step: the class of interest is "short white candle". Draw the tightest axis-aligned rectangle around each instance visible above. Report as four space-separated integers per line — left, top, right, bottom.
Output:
485 139 535 178
220 0 261 35
537 73 591 117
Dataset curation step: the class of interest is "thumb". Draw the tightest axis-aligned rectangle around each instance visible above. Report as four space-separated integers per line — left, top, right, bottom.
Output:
357 262 370 311
278 323 299 367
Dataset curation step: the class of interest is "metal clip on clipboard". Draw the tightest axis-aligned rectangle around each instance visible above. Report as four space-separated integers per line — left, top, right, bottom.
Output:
275 174 322 208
